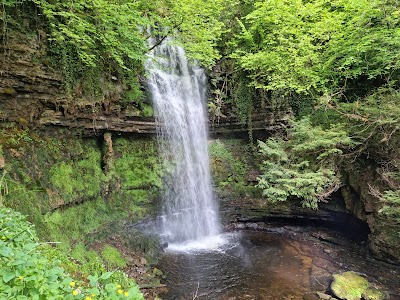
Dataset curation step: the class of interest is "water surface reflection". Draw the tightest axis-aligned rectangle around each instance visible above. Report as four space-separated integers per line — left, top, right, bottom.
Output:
159 231 313 299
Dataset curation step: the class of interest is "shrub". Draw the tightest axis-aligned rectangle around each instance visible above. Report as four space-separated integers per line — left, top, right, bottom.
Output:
257 117 353 208
0 207 144 300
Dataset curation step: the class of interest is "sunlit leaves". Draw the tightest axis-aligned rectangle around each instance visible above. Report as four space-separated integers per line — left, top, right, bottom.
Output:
228 0 400 99
167 0 226 67
34 0 148 70
322 0 400 88
231 0 323 94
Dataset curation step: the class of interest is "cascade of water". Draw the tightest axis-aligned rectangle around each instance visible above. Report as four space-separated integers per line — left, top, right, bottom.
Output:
146 37 221 244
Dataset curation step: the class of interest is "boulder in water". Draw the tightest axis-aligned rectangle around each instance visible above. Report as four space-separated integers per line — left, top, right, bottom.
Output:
331 272 368 300
362 287 388 300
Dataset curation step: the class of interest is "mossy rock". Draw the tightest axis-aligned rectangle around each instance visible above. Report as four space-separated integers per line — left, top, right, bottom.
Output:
362 287 388 300
331 272 369 300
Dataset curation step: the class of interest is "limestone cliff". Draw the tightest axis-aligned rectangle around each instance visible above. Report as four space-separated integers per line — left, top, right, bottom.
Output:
0 29 286 137
0 32 156 135
341 163 400 263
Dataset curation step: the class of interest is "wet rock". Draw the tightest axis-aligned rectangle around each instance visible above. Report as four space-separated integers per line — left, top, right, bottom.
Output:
316 292 333 300
312 257 337 274
341 165 400 264
310 265 332 291
0 32 289 138
362 287 388 300
160 242 168 250
303 293 320 300
331 272 368 300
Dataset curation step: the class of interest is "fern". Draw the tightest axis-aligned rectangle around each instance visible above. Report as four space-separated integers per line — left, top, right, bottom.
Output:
257 117 352 208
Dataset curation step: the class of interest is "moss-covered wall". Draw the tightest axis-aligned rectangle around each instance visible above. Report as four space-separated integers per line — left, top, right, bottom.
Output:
209 139 261 199
0 129 164 298
0 129 161 248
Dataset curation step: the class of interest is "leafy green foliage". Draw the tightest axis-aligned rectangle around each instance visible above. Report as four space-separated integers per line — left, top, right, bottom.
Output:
230 0 322 94
369 171 400 240
223 0 400 105
232 76 255 124
379 190 400 220
334 88 400 156
257 118 353 208
3 0 232 106
321 0 400 92
41 0 147 67
167 0 225 67
0 207 144 300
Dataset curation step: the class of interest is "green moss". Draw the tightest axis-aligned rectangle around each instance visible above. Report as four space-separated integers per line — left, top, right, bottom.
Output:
49 146 103 204
331 272 369 300
209 139 260 198
101 245 127 269
362 287 388 300
114 138 162 202
42 197 133 250
0 130 163 293
1 132 161 250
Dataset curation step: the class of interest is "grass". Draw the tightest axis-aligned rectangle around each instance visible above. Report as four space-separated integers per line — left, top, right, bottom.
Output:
101 245 127 269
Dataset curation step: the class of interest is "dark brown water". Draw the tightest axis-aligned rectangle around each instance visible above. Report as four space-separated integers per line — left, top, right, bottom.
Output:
157 229 400 300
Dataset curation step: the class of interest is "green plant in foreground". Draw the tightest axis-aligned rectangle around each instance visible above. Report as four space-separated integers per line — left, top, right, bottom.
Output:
0 207 144 300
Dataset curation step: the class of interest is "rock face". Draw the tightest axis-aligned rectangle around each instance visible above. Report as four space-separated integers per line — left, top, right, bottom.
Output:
341 163 400 264
0 31 287 138
0 33 156 135
209 100 291 137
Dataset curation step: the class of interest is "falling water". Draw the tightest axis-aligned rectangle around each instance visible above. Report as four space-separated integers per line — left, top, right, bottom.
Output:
146 37 222 244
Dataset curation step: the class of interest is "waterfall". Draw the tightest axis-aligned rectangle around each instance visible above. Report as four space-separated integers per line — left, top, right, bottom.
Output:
146 37 221 244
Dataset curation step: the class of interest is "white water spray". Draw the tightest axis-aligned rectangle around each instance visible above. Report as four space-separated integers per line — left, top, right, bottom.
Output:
146 37 222 244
